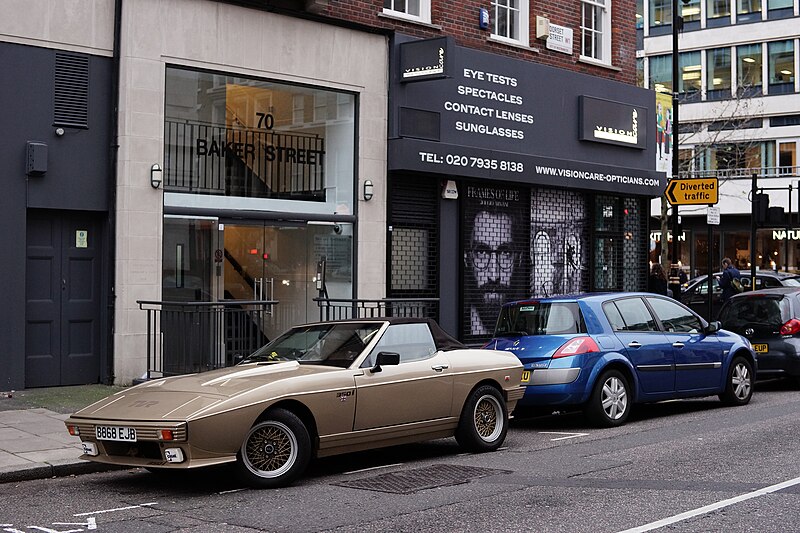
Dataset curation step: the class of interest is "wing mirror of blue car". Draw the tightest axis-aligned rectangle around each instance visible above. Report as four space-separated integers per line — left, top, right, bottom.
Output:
371 351 400 373
705 321 721 334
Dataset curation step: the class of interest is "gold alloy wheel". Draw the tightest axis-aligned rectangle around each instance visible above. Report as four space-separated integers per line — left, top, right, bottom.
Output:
473 394 503 442
242 420 298 478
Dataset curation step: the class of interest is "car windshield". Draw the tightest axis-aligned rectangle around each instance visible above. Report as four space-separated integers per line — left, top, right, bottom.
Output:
494 302 585 336
719 296 790 331
780 277 800 287
241 322 383 368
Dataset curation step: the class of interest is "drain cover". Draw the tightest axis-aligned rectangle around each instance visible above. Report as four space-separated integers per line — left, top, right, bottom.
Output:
333 464 510 494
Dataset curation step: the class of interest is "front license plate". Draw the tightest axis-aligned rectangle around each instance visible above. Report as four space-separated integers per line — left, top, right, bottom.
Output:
521 370 531 383
753 343 768 354
96 425 137 442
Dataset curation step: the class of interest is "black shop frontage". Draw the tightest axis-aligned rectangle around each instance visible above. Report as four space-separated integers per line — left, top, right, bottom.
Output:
385 36 665 345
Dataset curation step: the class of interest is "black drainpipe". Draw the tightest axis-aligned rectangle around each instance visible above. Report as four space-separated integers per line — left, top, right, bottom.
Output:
105 0 122 384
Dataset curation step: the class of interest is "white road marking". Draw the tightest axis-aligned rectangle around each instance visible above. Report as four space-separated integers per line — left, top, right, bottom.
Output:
539 431 589 441
73 502 158 517
217 488 247 495
53 518 97 530
617 476 800 533
343 463 404 475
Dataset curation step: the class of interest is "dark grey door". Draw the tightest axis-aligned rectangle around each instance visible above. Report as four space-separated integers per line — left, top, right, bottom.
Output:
26 211 102 387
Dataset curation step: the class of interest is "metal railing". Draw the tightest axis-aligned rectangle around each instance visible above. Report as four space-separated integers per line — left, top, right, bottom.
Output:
138 300 277 379
313 298 439 321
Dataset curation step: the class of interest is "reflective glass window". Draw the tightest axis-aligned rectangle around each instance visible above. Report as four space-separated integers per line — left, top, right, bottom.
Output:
768 40 795 94
737 44 763 93
707 47 732 99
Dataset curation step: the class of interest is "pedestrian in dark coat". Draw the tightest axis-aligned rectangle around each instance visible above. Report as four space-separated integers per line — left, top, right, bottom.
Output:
648 263 669 296
719 257 742 303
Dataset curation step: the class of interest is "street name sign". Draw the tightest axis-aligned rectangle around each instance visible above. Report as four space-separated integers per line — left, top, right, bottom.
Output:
666 178 719 205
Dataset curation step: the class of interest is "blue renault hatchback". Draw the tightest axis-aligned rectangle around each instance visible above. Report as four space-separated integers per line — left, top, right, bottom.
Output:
485 293 756 427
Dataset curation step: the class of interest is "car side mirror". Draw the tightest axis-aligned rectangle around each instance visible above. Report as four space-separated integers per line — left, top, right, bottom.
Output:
371 351 400 373
705 321 721 334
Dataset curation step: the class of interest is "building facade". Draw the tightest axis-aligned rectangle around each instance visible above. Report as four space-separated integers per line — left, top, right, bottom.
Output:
637 0 800 276
3 0 660 389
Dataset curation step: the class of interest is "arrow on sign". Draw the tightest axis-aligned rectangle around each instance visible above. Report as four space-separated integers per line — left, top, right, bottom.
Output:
666 180 679 204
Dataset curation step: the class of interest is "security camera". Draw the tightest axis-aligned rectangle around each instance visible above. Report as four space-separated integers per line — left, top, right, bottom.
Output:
333 224 342 234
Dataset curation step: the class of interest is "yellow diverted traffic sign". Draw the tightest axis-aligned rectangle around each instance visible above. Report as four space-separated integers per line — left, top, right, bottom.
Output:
666 178 718 205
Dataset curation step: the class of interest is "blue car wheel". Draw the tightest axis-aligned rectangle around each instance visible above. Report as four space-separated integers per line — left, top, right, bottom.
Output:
584 369 630 427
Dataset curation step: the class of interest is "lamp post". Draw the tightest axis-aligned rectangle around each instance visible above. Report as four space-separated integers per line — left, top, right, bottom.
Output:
668 0 684 298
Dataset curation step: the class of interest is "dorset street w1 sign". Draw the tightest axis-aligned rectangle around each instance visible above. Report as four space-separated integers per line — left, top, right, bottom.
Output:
666 178 719 205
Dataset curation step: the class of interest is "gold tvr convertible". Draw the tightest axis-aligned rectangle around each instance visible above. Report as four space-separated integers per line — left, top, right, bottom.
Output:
66 318 524 488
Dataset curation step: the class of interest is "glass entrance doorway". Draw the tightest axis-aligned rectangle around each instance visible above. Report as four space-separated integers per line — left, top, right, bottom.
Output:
163 217 353 343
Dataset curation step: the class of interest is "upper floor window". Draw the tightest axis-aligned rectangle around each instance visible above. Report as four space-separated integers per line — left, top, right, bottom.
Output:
737 43 763 95
680 51 702 99
491 0 530 46
682 0 701 23
707 0 731 25
649 0 671 27
636 0 644 29
706 47 732 100
737 0 762 22
383 0 431 24
649 54 673 93
581 0 612 64
768 40 795 94
767 0 793 19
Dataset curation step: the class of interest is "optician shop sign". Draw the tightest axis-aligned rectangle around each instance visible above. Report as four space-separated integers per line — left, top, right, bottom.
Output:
579 96 647 149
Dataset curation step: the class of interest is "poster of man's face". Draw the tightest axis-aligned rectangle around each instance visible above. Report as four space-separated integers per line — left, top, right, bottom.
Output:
462 185 530 340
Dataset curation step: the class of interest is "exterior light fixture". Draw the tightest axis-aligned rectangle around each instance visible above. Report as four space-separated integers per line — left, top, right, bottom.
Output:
150 163 163 189
363 179 374 201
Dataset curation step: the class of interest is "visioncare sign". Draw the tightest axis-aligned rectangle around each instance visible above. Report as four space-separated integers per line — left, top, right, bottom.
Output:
579 96 647 149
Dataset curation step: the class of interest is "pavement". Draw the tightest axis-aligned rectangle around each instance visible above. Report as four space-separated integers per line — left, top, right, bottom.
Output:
0 384 127 484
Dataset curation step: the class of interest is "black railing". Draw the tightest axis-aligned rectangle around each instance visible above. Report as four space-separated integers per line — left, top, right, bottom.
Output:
138 300 277 379
313 298 439 321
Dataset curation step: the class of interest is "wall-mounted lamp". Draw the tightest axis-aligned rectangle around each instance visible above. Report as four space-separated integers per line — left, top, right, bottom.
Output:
150 163 163 189
363 179 374 201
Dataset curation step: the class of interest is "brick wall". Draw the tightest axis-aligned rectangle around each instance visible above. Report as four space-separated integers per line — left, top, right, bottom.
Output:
314 0 638 85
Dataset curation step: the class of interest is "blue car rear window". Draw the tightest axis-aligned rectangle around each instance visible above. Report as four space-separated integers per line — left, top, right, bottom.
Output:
494 302 585 336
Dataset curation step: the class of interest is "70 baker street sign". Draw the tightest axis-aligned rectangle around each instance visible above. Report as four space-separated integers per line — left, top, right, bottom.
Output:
666 178 719 205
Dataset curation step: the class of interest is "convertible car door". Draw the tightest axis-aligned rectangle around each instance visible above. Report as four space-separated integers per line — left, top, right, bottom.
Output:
645 296 723 394
353 323 454 431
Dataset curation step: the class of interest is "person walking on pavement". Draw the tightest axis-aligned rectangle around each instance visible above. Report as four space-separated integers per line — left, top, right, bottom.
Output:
719 257 742 303
648 263 669 296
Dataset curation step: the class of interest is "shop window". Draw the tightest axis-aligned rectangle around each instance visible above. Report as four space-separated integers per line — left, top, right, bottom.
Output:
768 40 795 95
163 67 355 211
649 54 673 94
736 0 761 22
382 0 431 24
680 51 702 100
707 0 731 26
581 0 612 64
737 43 763 96
491 0 530 46
706 47 732 100
724 231 751 271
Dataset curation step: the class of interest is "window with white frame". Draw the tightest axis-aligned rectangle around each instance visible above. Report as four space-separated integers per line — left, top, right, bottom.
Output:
491 0 530 46
581 0 612 64
383 0 431 24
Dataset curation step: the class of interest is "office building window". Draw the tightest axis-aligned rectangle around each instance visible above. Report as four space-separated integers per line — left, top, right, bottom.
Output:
680 51 702 99
707 0 731 25
779 142 797 174
767 0 793 19
707 47 732 100
491 0 529 46
636 0 644 29
737 43 763 96
737 0 762 22
383 0 431 23
649 54 673 93
682 0 701 23
637 58 645 88
649 0 670 27
768 40 795 94
581 0 612 64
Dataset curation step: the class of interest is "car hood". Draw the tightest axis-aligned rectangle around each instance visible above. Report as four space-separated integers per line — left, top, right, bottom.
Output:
71 361 337 420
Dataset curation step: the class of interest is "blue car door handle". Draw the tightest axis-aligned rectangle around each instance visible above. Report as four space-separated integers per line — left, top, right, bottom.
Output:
628 341 641 348
673 342 685 348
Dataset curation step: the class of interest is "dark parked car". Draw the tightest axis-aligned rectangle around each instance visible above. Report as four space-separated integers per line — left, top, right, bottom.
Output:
680 271 800 320
718 288 800 386
485 293 756 428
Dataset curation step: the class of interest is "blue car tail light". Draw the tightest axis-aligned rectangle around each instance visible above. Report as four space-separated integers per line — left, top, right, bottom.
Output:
553 337 600 358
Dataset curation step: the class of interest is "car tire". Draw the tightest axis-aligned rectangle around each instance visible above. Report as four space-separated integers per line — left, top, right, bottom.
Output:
235 408 311 488
719 356 753 406
584 369 630 428
455 385 508 453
